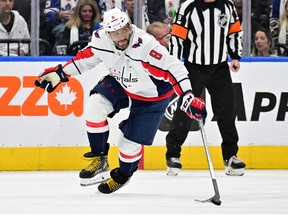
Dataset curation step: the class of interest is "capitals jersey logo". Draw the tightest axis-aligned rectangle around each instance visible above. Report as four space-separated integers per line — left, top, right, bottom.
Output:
217 14 228 28
94 31 100 38
132 37 143 48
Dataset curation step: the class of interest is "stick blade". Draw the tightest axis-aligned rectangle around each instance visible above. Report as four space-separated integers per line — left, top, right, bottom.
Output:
194 197 222 206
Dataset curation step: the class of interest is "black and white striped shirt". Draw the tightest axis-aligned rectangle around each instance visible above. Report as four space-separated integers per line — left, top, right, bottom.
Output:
170 0 242 65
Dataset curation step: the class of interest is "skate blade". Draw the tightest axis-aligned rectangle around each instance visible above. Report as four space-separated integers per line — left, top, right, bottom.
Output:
166 167 180 176
225 167 244 176
80 171 110 186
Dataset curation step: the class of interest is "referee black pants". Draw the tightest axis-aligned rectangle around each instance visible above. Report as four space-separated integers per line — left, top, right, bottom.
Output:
166 61 239 161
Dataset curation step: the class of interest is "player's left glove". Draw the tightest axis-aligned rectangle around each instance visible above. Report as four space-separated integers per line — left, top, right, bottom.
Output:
179 91 207 121
34 64 69 93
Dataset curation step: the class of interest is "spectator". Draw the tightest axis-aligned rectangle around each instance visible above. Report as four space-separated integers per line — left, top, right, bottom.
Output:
116 0 171 27
146 0 184 25
146 0 166 24
269 0 286 37
96 0 114 19
146 0 188 25
111 0 125 11
0 0 30 56
163 0 179 25
146 21 171 49
251 28 276 56
273 0 288 55
59 0 101 55
277 0 288 45
123 0 150 30
44 0 77 49
270 0 280 45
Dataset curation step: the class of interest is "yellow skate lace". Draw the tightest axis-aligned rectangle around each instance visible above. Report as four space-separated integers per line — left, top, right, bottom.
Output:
106 178 121 191
85 157 101 172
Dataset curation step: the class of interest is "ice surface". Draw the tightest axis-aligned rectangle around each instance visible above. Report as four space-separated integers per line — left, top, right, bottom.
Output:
0 170 287 214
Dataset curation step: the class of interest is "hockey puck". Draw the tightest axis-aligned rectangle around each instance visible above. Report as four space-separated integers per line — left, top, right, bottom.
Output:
212 199 222 206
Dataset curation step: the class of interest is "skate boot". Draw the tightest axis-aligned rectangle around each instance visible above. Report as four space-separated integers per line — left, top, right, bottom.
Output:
224 156 246 176
79 152 110 186
98 168 131 194
166 157 182 176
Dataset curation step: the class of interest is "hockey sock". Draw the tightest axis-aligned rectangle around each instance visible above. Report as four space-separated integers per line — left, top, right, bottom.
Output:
119 159 139 177
87 131 109 155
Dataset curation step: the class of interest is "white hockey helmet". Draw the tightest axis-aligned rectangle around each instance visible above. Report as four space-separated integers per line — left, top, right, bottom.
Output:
103 7 130 32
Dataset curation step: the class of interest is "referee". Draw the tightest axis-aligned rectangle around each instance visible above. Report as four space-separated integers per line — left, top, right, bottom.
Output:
165 0 246 176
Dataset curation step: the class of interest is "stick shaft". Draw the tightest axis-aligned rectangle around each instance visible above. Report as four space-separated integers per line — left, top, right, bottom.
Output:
198 118 221 200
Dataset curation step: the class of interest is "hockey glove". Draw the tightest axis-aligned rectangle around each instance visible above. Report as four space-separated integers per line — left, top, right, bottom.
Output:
35 64 69 93
179 91 207 121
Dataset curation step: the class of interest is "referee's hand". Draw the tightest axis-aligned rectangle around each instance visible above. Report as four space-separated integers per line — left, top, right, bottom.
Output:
230 59 240 72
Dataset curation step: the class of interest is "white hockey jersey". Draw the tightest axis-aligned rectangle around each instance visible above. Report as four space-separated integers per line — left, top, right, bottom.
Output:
62 24 192 102
0 10 30 56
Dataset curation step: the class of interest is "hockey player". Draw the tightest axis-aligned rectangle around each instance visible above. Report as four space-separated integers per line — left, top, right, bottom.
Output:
34 7 207 194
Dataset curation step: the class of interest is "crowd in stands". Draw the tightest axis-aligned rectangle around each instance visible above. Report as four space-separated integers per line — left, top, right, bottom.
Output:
270 0 288 55
0 0 287 57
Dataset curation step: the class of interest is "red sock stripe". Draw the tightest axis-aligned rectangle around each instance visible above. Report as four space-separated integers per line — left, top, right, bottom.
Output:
120 147 143 160
86 120 108 128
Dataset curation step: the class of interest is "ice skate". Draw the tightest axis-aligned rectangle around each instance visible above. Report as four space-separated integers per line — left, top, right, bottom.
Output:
98 168 130 194
224 156 246 176
166 157 182 176
79 152 110 186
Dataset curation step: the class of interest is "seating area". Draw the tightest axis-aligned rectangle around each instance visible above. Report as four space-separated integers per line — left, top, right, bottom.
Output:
0 38 53 56
0 1 287 57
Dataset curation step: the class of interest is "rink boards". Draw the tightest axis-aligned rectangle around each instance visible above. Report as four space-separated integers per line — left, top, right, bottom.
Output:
0 56 287 170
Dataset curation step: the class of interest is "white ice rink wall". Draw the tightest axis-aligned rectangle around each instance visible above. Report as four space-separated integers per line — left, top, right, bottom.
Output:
0 56 287 170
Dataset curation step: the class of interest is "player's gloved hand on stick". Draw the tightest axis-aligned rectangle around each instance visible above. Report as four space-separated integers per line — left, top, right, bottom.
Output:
179 91 207 121
34 64 69 93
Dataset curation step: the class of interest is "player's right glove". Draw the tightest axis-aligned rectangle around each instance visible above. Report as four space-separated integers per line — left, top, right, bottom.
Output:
34 64 69 93
179 91 207 121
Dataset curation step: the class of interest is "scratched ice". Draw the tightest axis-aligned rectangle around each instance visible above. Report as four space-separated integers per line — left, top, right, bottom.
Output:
1 170 287 214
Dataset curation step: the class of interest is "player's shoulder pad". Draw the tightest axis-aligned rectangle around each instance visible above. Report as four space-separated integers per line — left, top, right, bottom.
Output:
130 26 155 48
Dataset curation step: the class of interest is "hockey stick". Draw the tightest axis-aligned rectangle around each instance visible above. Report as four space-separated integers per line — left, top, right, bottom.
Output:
195 118 222 206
